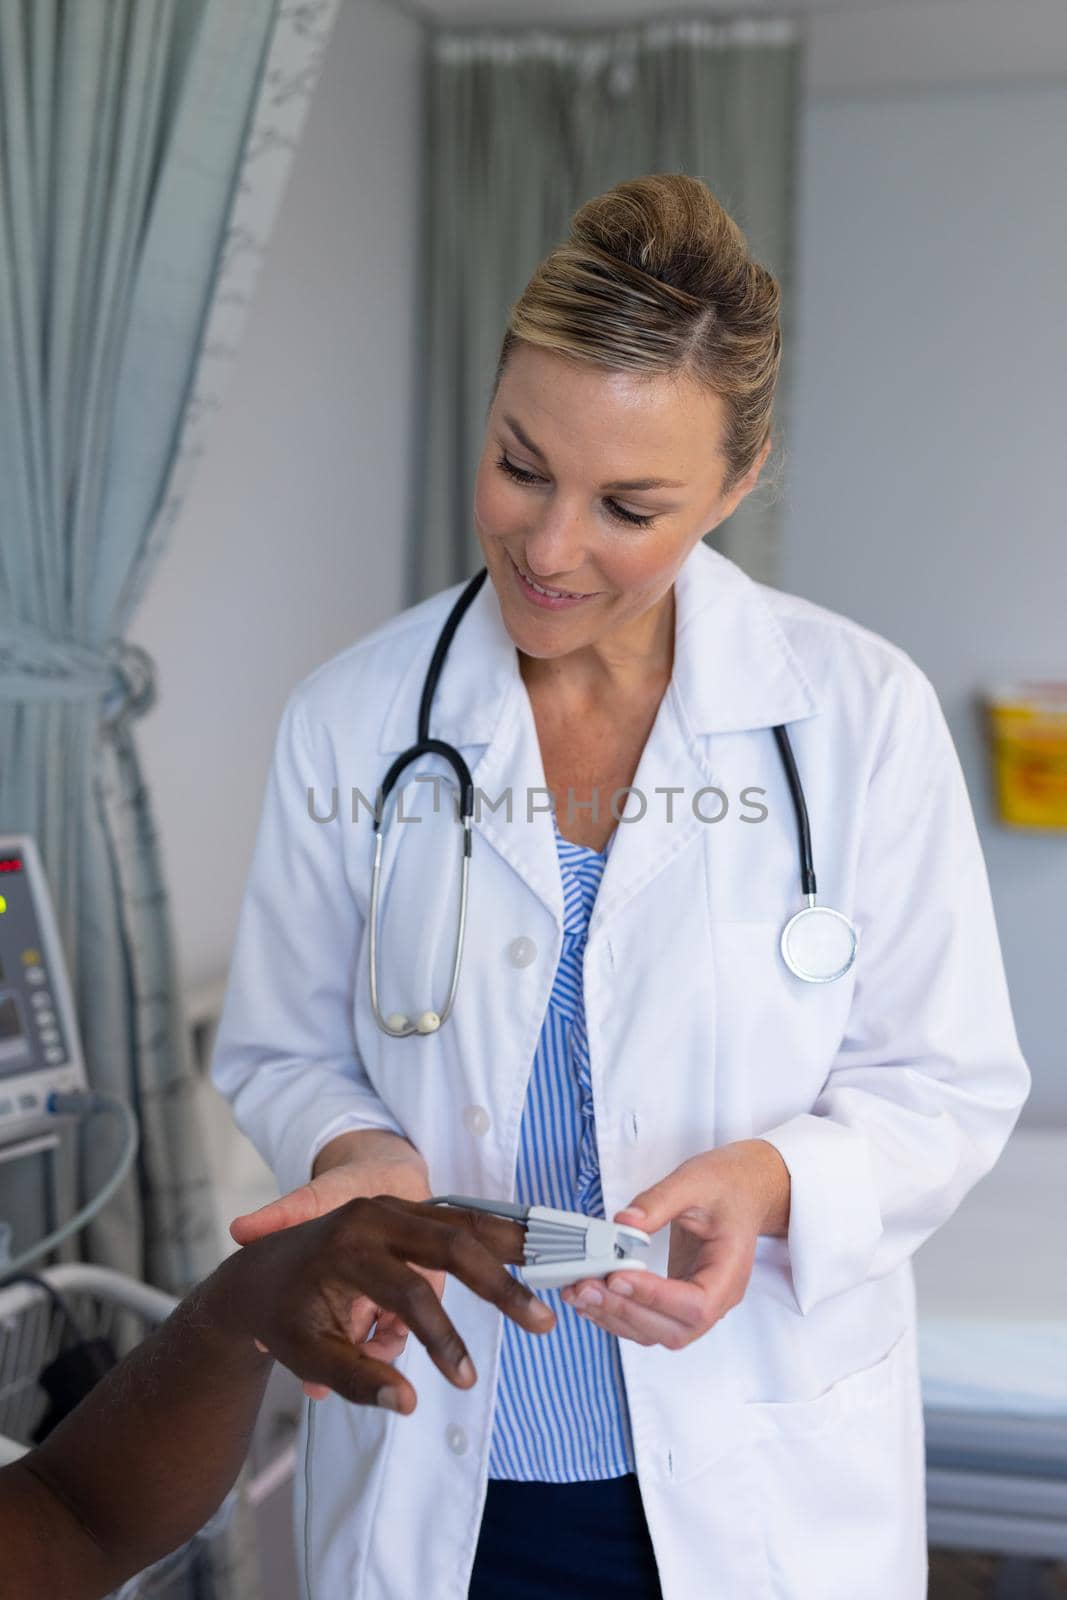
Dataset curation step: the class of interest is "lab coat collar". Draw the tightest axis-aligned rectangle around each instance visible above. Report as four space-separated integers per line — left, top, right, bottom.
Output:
376 540 820 930
379 539 819 755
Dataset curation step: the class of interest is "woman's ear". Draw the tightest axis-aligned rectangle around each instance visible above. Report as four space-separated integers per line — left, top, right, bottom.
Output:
713 436 773 526
737 435 772 498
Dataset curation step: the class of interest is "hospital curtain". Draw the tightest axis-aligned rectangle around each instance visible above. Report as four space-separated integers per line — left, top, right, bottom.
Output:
410 17 801 601
0 0 341 1305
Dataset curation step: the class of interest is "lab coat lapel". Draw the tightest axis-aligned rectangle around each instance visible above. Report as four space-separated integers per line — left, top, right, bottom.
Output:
589 541 822 935
585 680 711 939
463 671 567 925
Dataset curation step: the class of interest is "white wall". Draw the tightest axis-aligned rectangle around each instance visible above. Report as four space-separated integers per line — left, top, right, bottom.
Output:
805 0 1067 95
131 0 1065 1117
779 79 1067 1121
130 0 423 998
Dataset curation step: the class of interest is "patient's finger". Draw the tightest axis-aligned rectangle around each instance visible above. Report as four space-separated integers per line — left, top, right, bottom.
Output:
293 1334 418 1413
368 1196 528 1266
344 1255 474 1384
357 1198 555 1335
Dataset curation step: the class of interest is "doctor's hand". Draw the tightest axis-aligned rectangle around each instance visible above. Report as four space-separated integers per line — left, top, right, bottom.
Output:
229 1129 433 1244
231 1193 555 1414
229 1129 440 1396
560 1140 791 1351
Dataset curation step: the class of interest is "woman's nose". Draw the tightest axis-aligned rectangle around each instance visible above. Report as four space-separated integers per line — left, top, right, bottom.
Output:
523 509 591 579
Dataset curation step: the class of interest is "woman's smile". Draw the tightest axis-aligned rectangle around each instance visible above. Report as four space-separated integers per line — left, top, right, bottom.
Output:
507 550 603 610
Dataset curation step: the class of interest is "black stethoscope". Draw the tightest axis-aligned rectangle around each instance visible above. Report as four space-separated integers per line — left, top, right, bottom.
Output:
368 567 859 1037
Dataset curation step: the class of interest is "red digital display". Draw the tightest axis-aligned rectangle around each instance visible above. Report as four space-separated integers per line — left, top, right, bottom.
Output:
0 858 23 874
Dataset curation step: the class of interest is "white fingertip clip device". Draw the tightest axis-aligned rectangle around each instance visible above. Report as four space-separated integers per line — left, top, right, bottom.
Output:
429 1195 651 1290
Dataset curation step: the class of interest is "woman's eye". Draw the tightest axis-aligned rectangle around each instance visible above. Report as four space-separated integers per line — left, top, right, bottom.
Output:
494 450 656 529
496 451 540 487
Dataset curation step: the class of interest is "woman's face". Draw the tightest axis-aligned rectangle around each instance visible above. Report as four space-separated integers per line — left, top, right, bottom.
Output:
473 342 767 663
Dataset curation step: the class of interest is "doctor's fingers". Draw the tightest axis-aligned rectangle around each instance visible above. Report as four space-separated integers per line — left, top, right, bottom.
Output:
564 1279 691 1349
229 1182 321 1244
613 1270 736 1341
231 1158 406 1245
565 1270 732 1347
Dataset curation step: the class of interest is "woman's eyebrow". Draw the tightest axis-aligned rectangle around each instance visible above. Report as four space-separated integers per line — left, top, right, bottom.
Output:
502 414 686 492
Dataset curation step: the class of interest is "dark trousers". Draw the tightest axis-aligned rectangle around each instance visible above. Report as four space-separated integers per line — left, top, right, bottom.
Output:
468 1474 664 1599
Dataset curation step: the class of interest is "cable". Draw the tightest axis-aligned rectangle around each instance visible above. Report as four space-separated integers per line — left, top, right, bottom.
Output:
0 1272 85 1346
0 1091 140 1283
303 1397 317 1600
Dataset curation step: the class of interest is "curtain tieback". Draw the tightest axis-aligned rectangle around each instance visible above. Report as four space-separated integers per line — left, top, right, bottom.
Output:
0 621 157 729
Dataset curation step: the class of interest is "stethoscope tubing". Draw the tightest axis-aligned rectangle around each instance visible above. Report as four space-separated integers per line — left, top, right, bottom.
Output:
369 565 857 1033
772 722 817 903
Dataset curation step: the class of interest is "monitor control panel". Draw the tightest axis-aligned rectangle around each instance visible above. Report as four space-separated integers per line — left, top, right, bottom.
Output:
0 836 87 1144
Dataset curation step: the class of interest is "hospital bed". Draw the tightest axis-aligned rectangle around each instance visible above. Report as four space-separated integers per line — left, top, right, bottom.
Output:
914 1124 1067 1570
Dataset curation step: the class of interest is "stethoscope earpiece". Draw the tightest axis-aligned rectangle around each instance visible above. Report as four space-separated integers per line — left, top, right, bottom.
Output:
377 1010 443 1037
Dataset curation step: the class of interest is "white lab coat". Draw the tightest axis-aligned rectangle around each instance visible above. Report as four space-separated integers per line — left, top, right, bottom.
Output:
211 540 1030 1600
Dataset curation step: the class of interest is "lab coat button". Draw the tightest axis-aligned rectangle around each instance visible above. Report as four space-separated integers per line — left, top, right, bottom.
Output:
463 1104 491 1137
446 1423 468 1456
507 936 537 968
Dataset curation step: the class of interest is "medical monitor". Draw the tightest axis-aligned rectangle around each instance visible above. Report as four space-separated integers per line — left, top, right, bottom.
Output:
0 836 87 1145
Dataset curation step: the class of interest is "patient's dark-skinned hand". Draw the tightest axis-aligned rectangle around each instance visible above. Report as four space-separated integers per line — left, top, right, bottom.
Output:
0 1195 555 1600
233 1191 553 1410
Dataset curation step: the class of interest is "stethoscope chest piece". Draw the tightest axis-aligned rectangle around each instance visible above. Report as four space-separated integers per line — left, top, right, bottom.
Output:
780 903 859 984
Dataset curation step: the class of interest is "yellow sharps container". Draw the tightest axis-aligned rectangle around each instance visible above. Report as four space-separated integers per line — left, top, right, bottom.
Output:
985 682 1067 830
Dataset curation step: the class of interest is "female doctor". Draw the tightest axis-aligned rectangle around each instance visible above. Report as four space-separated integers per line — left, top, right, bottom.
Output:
211 173 1030 1600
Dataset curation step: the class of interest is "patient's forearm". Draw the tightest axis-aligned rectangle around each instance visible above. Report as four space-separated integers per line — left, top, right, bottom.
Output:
0 1259 270 1600
0 1459 108 1600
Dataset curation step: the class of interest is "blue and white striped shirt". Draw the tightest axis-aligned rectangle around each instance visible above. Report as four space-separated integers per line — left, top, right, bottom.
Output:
488 810 636 1482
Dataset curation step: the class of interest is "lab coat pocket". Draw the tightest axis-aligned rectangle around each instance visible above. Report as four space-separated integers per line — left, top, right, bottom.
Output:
744 1324 926 1599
